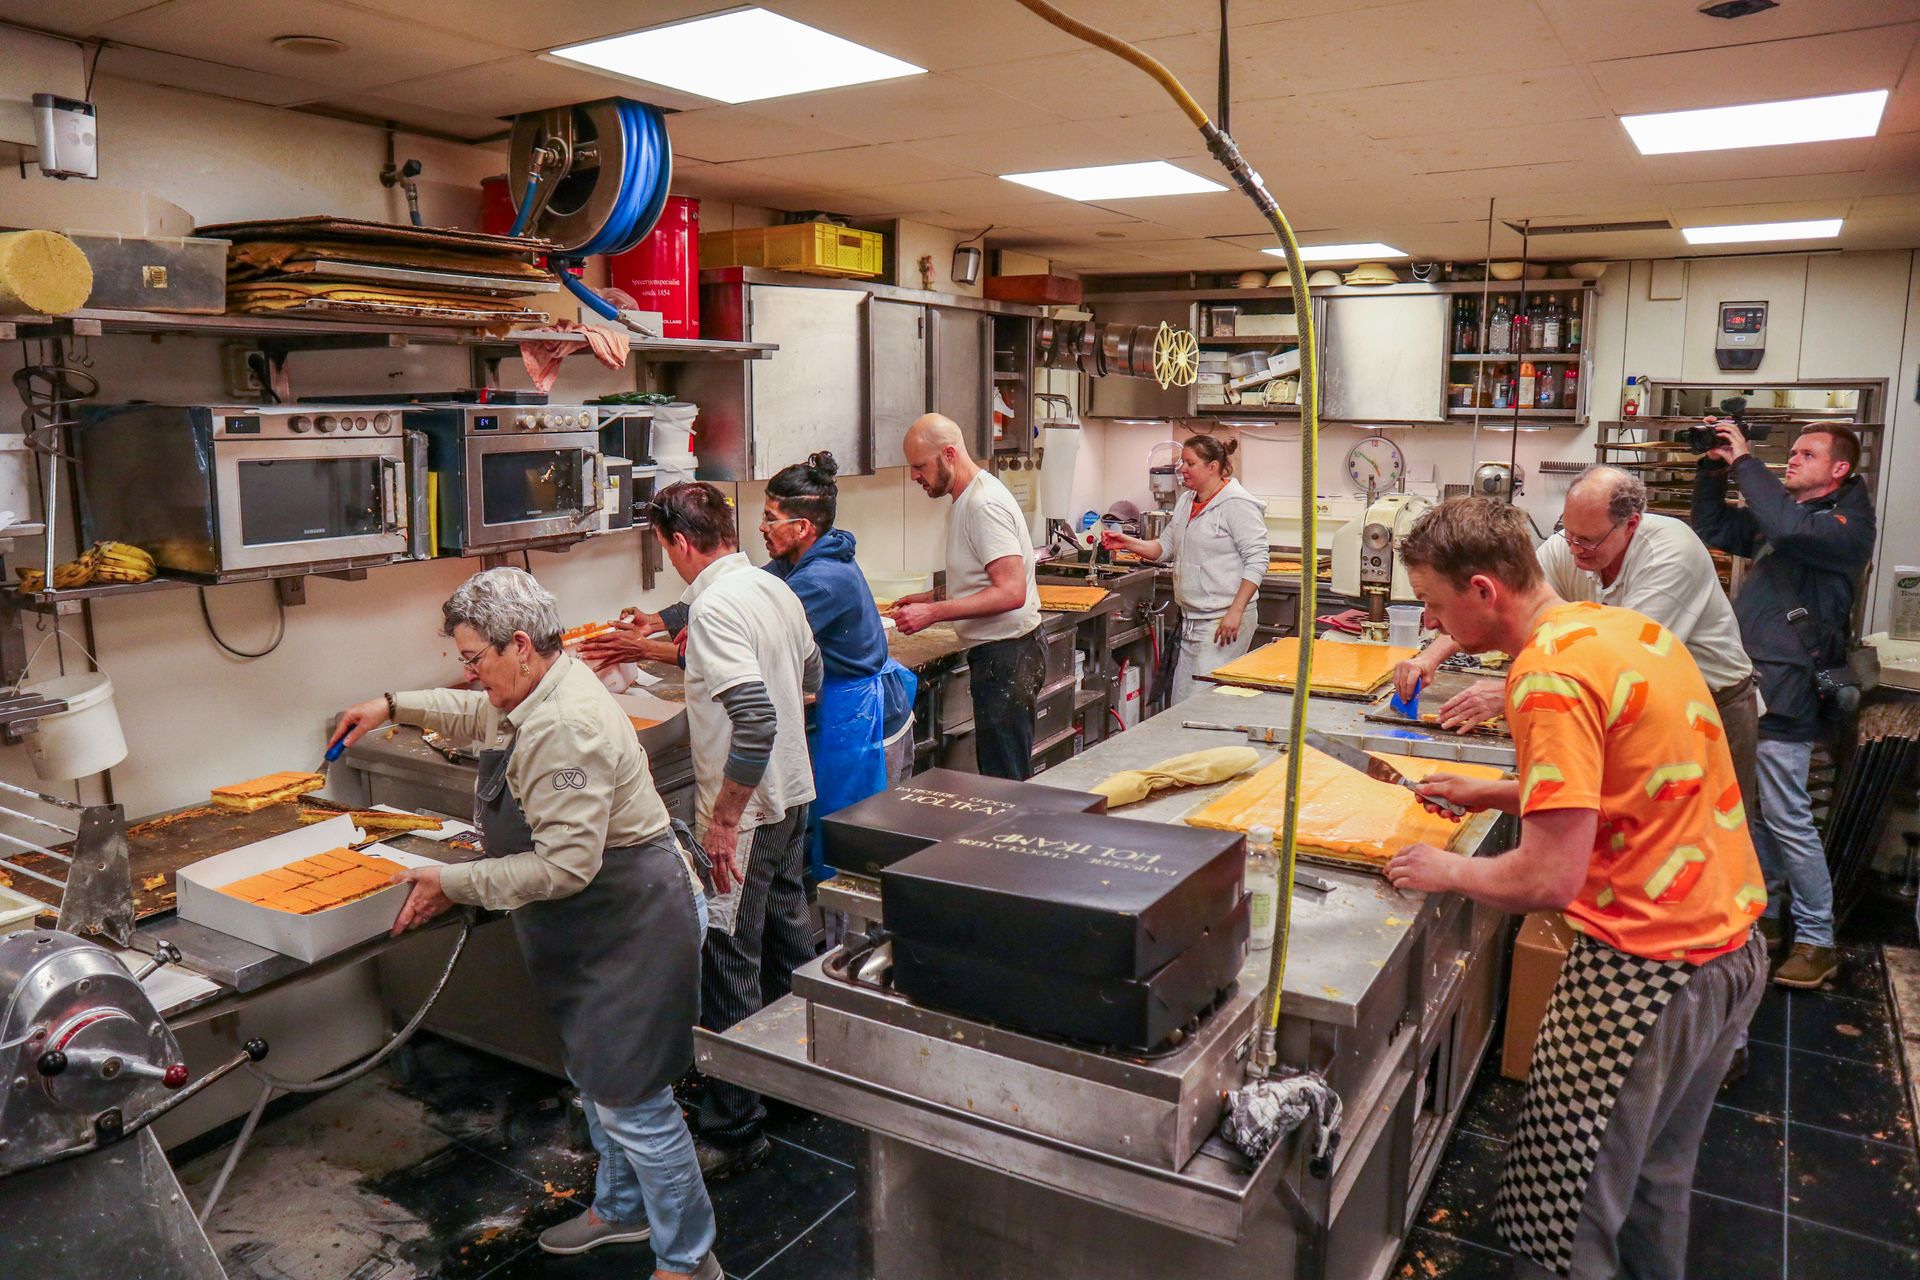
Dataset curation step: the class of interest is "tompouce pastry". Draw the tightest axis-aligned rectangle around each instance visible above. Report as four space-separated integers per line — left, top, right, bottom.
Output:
210 771 325 813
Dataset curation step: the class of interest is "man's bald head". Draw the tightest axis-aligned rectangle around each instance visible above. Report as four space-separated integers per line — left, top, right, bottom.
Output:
1566 465 1647 525
903 413 972 499
1559 464 1647 574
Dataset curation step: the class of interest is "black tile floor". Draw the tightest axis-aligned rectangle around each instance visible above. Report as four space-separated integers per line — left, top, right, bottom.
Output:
1397 894 1920 1280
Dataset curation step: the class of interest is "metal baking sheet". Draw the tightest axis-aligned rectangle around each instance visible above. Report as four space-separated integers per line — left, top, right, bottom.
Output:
195 216 556 257
287 259 560 296
1363 667 1510 738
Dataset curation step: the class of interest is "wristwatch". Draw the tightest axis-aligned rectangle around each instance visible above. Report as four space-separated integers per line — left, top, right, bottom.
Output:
384 691 397 721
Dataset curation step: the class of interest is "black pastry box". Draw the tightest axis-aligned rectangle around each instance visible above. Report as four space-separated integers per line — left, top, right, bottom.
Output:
820 767 1106 877
891 896 1250 1050
879 811 1246 980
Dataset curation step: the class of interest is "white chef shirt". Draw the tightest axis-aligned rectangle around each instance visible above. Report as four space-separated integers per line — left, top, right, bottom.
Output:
681 552 819 831
1536 512 1752 692
943 470 1040 645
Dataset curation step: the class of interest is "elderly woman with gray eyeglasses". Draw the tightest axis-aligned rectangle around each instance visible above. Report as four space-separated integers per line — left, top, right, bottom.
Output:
328 568 722 1280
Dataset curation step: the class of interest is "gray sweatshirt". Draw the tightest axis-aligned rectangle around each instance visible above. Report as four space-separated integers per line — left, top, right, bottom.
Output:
1163 477 1270 618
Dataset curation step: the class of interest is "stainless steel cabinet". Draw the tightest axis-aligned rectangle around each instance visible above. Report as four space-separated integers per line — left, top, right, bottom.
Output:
1321 293 1448 422
679 282 871 480
930 306 993 458
870 299 929 470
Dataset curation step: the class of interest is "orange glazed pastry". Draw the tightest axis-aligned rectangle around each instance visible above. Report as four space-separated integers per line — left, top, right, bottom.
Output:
1185 744 1505 867
215 844 405 913
1208 638 1420 696
210 771 325 813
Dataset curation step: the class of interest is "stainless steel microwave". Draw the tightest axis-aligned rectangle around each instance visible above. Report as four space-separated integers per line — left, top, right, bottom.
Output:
412 405 606 556
76 404 425 579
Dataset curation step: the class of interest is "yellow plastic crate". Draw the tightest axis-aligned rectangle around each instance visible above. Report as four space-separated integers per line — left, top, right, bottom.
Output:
701 223 884 279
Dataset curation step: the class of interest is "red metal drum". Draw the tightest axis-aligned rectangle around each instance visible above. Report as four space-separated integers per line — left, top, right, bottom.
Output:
610 195 701 338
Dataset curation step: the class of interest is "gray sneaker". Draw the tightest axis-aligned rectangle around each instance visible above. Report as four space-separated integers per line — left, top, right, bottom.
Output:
537 1208 651 1255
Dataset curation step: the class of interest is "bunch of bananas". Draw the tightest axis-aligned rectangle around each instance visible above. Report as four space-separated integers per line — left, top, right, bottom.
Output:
14 542 157 594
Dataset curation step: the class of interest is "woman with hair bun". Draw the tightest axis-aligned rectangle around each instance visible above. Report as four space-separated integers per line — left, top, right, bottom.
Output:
1103 434 1269 703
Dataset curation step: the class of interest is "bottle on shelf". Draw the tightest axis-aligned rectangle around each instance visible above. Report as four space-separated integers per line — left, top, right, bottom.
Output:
1513 296 1533 354
1245 824 1279 954
1488 297 1512 354
1519 361 1538 406
1566 295 1583 351
1540 297 1563 353
1492 363 1513 409
1623 374 1640 418
1561 365 1579 411
1453 298 1478 353
1536 362 1557 408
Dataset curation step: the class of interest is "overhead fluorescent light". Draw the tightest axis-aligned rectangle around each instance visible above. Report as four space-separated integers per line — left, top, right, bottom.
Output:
551 8 925 105
1001 162 1225 202
1266 242 1407 263
1682 219 1842 245
1621 89 1888 155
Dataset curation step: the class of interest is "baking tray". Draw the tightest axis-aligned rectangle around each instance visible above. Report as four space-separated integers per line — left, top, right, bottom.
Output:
1363 667 1511 738
280 259 561 296
196 215 557 257
227 297 550 326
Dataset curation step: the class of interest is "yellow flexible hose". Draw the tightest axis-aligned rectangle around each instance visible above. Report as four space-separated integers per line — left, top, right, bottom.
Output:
1010 0 1320 1052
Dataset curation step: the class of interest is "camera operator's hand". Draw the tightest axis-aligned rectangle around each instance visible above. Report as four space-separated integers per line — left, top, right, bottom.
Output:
1703 415 1749 463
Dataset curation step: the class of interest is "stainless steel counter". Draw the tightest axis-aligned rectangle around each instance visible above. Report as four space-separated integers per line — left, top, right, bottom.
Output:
699 685 1520 1280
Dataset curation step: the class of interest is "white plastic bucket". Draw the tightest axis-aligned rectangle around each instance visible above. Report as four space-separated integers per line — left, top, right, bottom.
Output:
22 672 128 782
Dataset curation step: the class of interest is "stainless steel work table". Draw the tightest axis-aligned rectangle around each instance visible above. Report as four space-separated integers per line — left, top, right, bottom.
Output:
699 685 1520 1280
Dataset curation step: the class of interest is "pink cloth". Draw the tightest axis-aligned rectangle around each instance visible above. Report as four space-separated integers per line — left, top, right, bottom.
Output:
519 319 631 394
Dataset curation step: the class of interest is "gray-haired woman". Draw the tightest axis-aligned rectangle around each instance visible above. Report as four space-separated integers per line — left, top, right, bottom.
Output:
330 568 721 1280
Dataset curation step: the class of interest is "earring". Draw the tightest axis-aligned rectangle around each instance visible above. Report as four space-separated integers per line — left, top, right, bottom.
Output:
520 662 530 676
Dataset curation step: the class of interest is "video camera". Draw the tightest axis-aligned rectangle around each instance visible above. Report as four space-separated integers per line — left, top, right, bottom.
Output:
1686 396 1773 453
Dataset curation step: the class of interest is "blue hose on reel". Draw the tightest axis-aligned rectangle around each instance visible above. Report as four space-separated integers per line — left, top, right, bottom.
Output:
524 99 674 323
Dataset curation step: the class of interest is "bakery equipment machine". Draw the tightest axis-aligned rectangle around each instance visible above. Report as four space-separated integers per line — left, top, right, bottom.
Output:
1331 492 1432 633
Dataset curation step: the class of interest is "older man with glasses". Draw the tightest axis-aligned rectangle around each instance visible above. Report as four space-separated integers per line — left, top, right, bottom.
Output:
1396 465 1757 810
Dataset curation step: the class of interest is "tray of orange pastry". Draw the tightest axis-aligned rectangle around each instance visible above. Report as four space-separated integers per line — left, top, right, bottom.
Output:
1206 637 1420 700
214 847 405 915
1184 741 1507 875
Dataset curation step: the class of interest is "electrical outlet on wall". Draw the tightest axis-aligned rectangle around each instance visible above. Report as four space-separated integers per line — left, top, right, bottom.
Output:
221 342 264 399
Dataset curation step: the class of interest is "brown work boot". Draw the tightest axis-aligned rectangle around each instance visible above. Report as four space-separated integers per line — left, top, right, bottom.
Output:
1756 916 1785 951
1772 943 1839 989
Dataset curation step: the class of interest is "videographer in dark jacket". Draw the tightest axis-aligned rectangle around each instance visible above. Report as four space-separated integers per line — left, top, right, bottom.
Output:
1691 419 1874 990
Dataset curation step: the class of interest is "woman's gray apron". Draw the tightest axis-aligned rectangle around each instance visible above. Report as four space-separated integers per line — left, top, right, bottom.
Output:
474 741 700 1107
1492 935 1694 1273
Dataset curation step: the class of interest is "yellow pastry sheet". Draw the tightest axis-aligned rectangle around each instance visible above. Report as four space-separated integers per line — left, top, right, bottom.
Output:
1208 637 1419 695
1184 745 1505 865
1037 585 1110 612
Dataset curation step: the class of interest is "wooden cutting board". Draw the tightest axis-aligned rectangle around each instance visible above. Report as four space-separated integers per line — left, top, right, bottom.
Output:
1364 667 1510 737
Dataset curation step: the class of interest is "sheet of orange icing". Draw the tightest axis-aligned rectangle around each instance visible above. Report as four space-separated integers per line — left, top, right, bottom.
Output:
1184 745 1505 863
1208 638 1419 693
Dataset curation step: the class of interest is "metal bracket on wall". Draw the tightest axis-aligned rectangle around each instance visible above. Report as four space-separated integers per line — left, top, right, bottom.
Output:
639 522 659 591
274 577 305 607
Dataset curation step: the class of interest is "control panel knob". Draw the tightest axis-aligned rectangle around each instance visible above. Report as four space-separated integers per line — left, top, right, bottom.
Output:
315 415 338 434
288 415 312 433
163 1062 189 1089
36 1049 67 1077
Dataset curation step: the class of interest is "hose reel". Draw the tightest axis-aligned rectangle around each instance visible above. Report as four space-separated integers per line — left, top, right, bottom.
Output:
505 98 675 320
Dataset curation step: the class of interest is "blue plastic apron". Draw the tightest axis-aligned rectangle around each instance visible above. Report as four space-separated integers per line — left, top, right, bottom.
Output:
807 658 916 878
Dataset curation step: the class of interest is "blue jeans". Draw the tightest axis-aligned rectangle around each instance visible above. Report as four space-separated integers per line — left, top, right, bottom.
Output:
582 1086 715 1272
1752 737 1835 949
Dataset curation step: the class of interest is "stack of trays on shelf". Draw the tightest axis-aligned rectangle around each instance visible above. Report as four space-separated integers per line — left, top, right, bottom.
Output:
196 216 559 327
819 767 1105 877
880 811 1250 1051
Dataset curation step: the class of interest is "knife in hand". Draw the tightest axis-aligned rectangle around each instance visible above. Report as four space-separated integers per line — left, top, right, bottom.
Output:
1304 730 1467 818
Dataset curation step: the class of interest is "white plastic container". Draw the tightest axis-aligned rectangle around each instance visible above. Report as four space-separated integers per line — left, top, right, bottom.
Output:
864 571 931 604
1387 604 1424 649
0 884 43 934
21 672 127 782
1891 567 1920 642
1244 824 1279 954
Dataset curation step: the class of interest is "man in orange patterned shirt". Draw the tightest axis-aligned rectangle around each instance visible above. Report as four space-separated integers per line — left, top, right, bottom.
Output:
1384 498 1766 1280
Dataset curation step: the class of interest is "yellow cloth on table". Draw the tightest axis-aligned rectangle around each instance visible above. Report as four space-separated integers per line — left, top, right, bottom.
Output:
1184 745 1505 864
1091 746 1262 808
1209 637 1418 694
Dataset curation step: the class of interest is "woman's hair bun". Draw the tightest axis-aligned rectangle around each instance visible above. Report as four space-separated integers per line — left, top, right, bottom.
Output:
806 450 839 478
1222 438 1239 456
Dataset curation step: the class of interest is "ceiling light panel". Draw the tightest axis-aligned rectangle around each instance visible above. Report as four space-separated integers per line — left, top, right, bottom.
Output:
1000 162 1226 202
1267 242 1408 262
1681 219 1843 244
551 9 925 105
1621 90 1888 156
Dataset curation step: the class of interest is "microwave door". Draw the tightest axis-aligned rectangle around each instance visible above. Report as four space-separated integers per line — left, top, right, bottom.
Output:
462 433 600 550
212 440 410 573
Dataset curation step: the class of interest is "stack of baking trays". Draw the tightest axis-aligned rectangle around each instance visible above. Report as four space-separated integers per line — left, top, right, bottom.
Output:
878 811 1250 1052
195 216 558 328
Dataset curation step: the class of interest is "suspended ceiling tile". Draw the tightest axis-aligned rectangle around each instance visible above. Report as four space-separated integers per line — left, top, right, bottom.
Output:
903 120 1191 177
1302 68 1603 140
772 0 1216 73
1850 193 1920 220
948 29 1221 123
1632 138 1878 184
96 0 520 92
329 0 718 53
364 54 712 119
0 0 162 35
662 106 867 163
1587 25 1918 117
1862 130 1920 194
669 164 820 208
1098 191 1289 239
841 174 1079 212
720 143 974 190
1882 40 1920 134
1409 158 1652 202
1536 0 1920 63
1668 200 1856 230
1654 172 1871 210
740 74 1052 146
304 93 512 142
97 44 331 108
1380 118 1639 175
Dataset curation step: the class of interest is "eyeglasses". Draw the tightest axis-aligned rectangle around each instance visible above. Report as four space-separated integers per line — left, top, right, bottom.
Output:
1554 518 1624 554
759 514 808 529
457 648 494 673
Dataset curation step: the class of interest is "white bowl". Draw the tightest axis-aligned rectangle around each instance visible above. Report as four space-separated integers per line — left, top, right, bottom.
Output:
1488 261 1525 281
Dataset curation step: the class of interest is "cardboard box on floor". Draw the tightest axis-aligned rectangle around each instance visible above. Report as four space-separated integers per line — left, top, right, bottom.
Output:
1501 911 1579 1080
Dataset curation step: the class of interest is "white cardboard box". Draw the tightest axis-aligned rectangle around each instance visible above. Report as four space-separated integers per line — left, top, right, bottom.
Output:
174 816 441 963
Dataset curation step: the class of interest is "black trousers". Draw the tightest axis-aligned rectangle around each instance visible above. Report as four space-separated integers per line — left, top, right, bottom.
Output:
698 802 812 1142
967 629 1046 781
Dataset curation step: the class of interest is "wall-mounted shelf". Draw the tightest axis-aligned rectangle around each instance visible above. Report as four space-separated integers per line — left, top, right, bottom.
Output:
1448 353 1583 362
